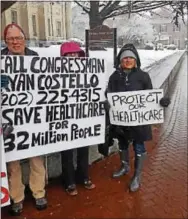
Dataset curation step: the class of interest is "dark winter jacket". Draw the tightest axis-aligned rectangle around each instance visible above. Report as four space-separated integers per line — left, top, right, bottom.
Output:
108 43 153 143
1 47 38 56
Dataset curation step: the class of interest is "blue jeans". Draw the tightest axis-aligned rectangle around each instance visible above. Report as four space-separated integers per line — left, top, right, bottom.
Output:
133 141 146 155
119 139 146 155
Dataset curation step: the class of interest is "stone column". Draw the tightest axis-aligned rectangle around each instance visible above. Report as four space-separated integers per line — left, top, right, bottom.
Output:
65 2 72 39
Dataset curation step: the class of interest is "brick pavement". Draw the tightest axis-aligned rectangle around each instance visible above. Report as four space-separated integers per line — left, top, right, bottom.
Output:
2 55 187 219
138 55 188 219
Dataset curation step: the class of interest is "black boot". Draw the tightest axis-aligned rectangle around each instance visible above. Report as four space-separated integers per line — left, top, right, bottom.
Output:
112 149 130 178
129 152 147 192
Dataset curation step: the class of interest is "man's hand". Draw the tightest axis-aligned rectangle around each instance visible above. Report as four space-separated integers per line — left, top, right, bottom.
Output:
160 97 171 107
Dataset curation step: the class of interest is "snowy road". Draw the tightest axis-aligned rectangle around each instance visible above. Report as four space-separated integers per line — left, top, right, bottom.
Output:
147 51 184 88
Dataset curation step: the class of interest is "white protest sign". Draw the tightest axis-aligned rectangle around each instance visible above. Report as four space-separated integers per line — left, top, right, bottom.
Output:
1 141 10 207
1 56 106 162
108 89 164 126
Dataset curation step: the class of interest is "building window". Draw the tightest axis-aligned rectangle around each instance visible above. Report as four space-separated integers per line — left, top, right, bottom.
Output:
169 35 172 44
174 39 180 48
32 15 37 36
11 10 18 23
56 21 61 37
160 24 167 33
173 24 181 32
48 18 51 36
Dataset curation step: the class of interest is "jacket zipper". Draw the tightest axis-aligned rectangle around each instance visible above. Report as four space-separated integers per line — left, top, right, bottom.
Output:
126 75 128 82
125 73 129 85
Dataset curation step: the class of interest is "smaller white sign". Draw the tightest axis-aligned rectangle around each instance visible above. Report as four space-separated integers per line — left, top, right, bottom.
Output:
108 89 164 126
1 140 10 207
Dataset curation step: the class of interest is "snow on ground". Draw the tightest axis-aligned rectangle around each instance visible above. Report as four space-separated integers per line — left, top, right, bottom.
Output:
31 46 176 68
31 46 177 83
88 48 177 69
148 51 185 88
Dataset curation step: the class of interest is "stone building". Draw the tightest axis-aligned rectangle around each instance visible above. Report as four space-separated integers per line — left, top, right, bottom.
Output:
1 1 72 46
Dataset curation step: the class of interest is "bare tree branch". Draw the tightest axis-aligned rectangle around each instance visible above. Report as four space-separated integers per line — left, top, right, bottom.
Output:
104 1 170 19
171 1 187 25
74 1 90 14
99 1 111 8
1 1 17 13
74 0 187 28
100 1 122 18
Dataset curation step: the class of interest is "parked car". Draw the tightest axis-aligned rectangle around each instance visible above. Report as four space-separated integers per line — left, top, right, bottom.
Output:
38 41 51 47
167 44 177 50
157 43 164 50
144 43 154 50
69 38 85 47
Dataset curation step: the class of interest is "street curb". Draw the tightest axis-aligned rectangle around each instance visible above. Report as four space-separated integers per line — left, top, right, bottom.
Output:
160 51 186 96
143 51 180 73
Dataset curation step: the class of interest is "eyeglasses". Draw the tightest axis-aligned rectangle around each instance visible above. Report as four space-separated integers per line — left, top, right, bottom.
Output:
6 36 24 42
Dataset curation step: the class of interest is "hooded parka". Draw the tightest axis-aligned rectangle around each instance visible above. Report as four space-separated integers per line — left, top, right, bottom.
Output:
107 43 153 143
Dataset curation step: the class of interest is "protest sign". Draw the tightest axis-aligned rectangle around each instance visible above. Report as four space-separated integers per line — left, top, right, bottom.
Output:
108 89 164 126
1 142 10 207
1 56 106 162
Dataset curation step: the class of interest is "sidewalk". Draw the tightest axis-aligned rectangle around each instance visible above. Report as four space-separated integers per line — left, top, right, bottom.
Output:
1 127 160 219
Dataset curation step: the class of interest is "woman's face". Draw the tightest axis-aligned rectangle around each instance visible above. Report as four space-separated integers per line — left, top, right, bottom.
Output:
121 57 136 69
66 52 79 57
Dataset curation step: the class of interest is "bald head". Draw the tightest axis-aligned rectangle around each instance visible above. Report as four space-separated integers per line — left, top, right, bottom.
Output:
5 24 26 55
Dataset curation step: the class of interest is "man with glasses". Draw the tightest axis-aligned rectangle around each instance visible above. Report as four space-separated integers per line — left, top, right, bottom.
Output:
1 23 47 216
1 23 38 56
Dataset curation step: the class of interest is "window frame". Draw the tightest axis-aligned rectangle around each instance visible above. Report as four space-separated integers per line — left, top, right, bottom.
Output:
160 24 167 33
173 24 181 32
56 21 61 37
32 14 37 37
48 18 51 36
11 10 18 23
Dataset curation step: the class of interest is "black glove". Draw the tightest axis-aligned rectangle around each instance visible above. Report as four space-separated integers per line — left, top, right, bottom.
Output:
98 124 114 157
115 126 125 137
160 97 171 107
1 75 9 89
103 100 111 111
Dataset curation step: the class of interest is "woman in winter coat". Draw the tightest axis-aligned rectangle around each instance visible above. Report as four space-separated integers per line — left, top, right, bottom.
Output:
60 42 95 196
106 43 170 192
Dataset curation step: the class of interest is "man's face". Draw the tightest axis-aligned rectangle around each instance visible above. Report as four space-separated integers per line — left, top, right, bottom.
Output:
121 57 136 69
5 26 25 55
